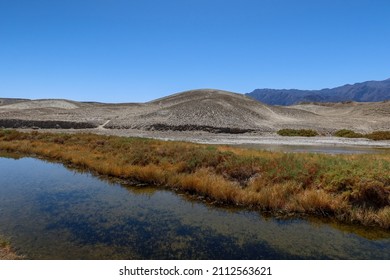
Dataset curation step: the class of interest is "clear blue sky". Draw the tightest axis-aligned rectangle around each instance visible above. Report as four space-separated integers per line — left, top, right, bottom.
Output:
1 0 390 103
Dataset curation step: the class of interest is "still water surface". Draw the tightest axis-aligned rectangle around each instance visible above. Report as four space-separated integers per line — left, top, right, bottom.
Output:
0 155 389 259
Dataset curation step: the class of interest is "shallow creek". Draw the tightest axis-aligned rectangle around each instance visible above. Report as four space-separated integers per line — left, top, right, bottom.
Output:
0 155 389 259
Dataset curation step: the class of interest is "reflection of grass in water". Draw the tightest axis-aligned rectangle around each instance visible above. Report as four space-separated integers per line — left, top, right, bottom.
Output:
318 218 390 240
40 191 388 259
118 181 390 242
0 151 25 159
0 130 389 229
0 236 9 248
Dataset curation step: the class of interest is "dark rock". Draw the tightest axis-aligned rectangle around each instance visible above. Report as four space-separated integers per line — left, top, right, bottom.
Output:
0 119 98 129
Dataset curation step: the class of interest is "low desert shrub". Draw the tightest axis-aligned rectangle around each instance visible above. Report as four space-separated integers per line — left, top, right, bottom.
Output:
366 131 390 141
277 129 318 137
334 129 390 141
334 129 363 138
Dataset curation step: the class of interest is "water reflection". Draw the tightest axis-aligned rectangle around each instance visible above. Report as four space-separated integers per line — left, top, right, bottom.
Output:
0 155 389 259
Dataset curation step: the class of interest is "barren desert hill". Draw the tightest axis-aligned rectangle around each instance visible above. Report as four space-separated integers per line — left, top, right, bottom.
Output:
0 89 313 132
291 100 390 117
148 89 314 119
0 99 82 110
0 98 102 129
0 89 389 133
150 89 260 106
105 89 319 132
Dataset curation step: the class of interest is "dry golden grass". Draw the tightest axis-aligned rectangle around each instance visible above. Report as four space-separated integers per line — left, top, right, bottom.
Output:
0 237 22 260
0 246 23 260
0 129 389 228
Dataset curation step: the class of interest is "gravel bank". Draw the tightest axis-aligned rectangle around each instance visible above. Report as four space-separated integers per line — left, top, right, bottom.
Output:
16 128 390 148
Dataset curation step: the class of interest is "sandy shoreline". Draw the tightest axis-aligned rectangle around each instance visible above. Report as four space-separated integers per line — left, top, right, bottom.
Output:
150 133 390 148
15 128 390 149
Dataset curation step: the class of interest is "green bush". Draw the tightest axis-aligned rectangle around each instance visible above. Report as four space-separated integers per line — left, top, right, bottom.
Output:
334 129 390 140
277 129 318 137
334 129 363 138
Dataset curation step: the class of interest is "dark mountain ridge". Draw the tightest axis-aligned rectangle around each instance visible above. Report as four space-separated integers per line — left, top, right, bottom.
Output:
246 78 390 105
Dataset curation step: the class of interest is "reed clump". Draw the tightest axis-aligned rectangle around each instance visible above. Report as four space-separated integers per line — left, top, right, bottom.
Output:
0 129 389 229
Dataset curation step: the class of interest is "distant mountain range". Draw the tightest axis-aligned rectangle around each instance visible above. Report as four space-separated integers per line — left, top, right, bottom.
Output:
246 78 390 105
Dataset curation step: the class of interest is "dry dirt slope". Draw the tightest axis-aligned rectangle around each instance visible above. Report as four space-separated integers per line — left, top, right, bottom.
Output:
0 90 389 133
105 89 318 132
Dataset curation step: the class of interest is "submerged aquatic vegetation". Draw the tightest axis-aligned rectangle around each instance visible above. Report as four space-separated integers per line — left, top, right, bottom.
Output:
0 129 389 228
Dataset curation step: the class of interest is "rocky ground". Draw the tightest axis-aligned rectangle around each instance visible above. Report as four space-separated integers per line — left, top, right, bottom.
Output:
1 89 389 147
